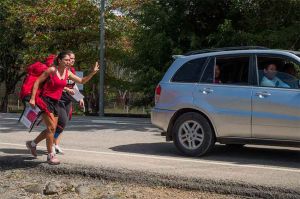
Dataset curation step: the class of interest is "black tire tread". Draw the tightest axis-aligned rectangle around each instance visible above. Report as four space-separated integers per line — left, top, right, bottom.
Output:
172 112 215 157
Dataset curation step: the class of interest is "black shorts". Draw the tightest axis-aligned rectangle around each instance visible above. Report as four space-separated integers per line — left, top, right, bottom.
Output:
41 96 59 117
56 100 72 132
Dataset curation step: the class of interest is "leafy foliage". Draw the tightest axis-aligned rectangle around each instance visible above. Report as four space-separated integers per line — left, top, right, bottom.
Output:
1 0 300 112
0 0 135 112
127 0 300 106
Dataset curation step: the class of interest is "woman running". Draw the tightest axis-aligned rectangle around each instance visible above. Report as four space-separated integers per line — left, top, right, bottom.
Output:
26 51 99 165
53 51 84 154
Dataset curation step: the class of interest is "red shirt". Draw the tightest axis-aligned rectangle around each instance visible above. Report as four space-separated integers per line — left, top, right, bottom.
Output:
42 68 69 100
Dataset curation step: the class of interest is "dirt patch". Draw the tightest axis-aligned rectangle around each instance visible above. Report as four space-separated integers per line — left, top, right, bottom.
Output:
0 168 241 199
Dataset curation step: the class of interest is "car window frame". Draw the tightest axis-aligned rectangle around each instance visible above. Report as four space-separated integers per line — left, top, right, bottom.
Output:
254 53 300 90
199 53 256 86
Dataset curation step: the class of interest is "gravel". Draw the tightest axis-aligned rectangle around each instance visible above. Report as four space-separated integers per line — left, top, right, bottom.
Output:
0 168 241 199
1 156 300 199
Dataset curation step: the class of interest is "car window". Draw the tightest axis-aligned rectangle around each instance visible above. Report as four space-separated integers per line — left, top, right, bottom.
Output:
257 56 300 89
201 56 250 85
171 57 207 83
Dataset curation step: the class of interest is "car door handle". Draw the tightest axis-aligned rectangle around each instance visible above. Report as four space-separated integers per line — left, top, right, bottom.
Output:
201 88 214 94
256 91 271 98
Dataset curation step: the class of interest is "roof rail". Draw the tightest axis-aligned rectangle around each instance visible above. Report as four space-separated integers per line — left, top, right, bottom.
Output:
172 55 184 60
184 46 269 56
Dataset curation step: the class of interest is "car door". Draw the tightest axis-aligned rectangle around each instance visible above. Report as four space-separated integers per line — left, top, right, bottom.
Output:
252 54 300 140
193 54 254 138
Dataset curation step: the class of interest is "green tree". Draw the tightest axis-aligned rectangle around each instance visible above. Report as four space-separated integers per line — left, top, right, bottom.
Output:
128 0 229 105
0 0 102 111
0 0 135 112
128 0 300 106
0 0 27 111
208 0 300 48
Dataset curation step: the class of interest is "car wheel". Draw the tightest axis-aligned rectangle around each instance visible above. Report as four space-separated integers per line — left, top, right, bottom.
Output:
173 112 215 156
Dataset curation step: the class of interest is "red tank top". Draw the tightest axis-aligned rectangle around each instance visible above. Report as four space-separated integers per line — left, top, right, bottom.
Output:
42 68 69 100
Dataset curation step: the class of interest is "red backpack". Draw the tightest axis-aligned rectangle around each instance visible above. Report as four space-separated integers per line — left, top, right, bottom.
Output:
19 54 56 100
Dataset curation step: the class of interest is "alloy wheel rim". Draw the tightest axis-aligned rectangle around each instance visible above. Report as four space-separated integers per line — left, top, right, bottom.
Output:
178 120 204 150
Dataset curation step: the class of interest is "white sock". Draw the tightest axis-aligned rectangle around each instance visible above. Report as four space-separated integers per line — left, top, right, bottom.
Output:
52 145 56 153
31 141 36 147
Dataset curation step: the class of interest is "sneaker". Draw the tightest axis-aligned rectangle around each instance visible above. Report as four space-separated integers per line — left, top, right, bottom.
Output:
26 141 37 158
55 145 64 154
47 153 60 165
52 145 56 155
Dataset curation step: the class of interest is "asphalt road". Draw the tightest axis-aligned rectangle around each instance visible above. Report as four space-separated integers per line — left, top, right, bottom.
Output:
1 113 300 197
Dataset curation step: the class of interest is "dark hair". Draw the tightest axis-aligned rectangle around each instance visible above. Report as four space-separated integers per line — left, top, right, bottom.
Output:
65 50 74 56
54 51 70 66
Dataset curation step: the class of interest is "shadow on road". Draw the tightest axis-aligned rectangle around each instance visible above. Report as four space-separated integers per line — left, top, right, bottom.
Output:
110 143 300 169
0 148 47 156
0 155 43 171
0 148 46 170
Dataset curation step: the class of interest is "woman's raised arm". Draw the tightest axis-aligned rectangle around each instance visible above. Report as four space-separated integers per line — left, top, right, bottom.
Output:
68 62 99 84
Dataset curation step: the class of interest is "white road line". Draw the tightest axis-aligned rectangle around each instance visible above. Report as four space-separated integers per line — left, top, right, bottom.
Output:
0 142 299 173
1 118 19 120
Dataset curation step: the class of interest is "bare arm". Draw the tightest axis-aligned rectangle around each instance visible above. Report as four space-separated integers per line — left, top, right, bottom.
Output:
64 87 75 95
68 62 99 84
29 67 55 107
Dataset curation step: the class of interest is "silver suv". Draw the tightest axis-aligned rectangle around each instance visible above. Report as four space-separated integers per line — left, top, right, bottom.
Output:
151 47 300 156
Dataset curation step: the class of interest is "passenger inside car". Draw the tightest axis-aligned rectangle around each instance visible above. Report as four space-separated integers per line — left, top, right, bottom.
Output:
260 63 290 88
283 63 297 76
215 57 250 85
280 63 299 88
214 64 222 83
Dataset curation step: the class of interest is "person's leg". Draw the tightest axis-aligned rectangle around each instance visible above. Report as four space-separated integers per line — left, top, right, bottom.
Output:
53 116 67 153
53 102 69 153
26 129 47 157
34 129 47 144
42 113 60 165
54 126 63 145
25 117 56 158
54 109 67 146
54 102 71 153
42 113 58 153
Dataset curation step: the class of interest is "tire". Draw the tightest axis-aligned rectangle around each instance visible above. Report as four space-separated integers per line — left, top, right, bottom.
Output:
172 112 215 156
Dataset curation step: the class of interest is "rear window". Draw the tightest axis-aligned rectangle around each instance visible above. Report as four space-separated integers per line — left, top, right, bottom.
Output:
171 58 207 83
